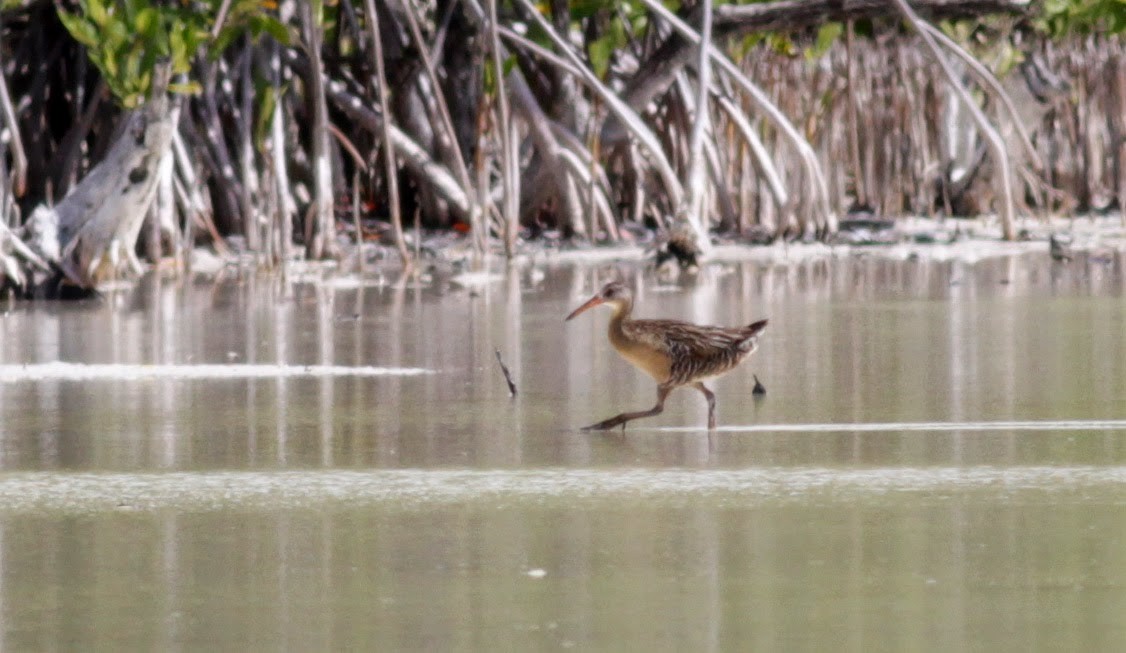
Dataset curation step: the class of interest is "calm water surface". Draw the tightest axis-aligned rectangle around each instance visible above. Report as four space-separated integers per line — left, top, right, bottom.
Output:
1 252 1125 650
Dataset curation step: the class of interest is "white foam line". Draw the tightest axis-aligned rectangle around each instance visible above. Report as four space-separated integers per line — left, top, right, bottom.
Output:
657 420 1126 433
0 362 431 382
0 466 1123 514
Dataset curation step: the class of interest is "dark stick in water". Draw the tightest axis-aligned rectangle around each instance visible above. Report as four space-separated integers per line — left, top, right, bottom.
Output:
495 349 517 398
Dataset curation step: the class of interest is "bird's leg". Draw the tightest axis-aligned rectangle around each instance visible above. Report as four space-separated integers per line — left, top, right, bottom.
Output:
693 382 717 430
581 385 672 432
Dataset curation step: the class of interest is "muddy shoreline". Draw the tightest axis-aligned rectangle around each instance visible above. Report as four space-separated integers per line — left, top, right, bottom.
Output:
254 214 1126 285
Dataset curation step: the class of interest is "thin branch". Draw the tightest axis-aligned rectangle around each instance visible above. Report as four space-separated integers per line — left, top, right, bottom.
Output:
282 48 472 217
682 0 714 249
0 44 26 197
918 21 1042 171
301 1 338 259
891 0 1017 239
487 0 518 256
510 0 685 210
326 122 368 172
267 41 294 264
398 0 481 221
489 24 587 236
638 0 836 235
714 0 1030 32
0 221 51 271
494 349 517 397
716 95 788 215
236 46 260 253
363 0 410 265
210 0 234 39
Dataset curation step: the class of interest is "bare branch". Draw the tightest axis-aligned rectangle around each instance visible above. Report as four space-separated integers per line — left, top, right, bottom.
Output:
398 0 483 248
612 0 1030 141
511 0 685 211
283 48 472 218
891 0 1017 239
682 0 715 251
364 0 411 265
300 2 338 259
0 43 27 197
638 0 836 235
487 0 518 256
918 21 1042 171
716 96 788 214
715 0 1030 32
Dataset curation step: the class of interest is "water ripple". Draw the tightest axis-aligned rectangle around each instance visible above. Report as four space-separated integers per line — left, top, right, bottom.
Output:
0 362 431 382
0 466 1123 514
659 420 1126 433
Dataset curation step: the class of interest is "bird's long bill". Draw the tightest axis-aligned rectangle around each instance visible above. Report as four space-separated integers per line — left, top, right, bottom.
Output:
565 295 605 321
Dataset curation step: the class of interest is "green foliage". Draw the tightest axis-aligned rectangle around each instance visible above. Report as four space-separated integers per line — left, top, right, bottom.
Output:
483 54 518 96
569 0 612 20
588 16 626 79
807 22 843 61
57 0 291 108
937 19 1023 76
765 33 797 56
585 2 647 79
254 81 278 149
1040 0 1126 34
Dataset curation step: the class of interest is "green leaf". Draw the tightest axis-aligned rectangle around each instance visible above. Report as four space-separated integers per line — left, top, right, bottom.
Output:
57 10 99 48
134 7 159 40
255 83 277 148
248 14 292 45
101 48 118 77
124 45 144 83
86 0 109 26
105 19 130 50
807 22 842 61
137 68 151 95
212 25 241 56
628 12 647 35
124 0 147 22
168 81 203 95
59 0 291 107
588 35 613 79
483 58 496 96
569 0 609 19
731 33 764 62
766 33 795 57
169 26 189 70
607 14 626 47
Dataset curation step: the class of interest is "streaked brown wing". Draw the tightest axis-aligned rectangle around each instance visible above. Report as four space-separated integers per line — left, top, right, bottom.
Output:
628 319 750 384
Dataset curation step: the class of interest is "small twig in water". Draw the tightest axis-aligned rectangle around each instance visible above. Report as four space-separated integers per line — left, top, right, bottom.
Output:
494 349 517 398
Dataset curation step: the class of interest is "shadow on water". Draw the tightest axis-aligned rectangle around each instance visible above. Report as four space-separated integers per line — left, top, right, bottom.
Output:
0 253 1125 649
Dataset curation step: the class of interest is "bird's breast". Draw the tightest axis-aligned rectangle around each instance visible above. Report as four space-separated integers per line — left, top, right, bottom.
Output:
609 326 672 383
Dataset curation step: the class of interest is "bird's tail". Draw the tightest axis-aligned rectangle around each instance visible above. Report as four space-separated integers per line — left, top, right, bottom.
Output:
738 319 768 350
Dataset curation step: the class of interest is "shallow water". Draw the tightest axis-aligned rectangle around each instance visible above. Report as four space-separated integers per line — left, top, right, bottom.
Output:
0 252 1124 650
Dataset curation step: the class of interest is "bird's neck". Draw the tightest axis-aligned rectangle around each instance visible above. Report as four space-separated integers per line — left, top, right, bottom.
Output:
607 299 633 345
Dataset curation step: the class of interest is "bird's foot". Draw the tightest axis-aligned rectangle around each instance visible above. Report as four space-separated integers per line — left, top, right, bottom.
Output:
580 415 630 431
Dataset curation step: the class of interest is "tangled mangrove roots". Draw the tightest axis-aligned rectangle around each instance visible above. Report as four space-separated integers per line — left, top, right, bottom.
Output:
0 0 1121 296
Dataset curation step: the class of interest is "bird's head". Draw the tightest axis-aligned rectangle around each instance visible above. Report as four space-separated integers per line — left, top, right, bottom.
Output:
566 281 632 321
